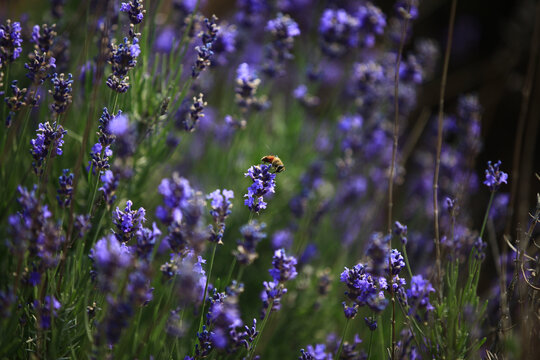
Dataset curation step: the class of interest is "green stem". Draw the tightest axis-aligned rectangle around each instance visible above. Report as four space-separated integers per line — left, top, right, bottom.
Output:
197 243 218 334
248 300 273 360
402 244 414 279
225 257 237 289
377 315 385 359
335 318 350 360
367 329 374 359
479 191 495 240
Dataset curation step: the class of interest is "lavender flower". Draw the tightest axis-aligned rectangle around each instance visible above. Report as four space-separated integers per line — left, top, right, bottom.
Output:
182 93 206 132
31 24 57 53
99 170 119 206
406 275 435 314
235 63 262 114
340 263 388 313
318 9 359 57
49 73 73 114
483 160 508 192
112 200 146 243
90 234 132 291
472 237 487 261
299 344 332 360
263 13 300 76
236 0 269 28
207 189 234 244
98 107 120 146
364 316 377 331
192 16 219 78
365 232 390 277
0 20 23 67
234 220 266 265
269 248 298 282
34 295 61 329
135 223 160 261
25 50 56 85
120 0 146 25
211 22 237 65
271 229 294 250
57 169 73 207
107 37 141 92
244 164 276 213
4 80 28 127
395 0 420 20
356 2 386 48
30 121 67 175
161 252 207 304
394 221 408 244
89 142 113 174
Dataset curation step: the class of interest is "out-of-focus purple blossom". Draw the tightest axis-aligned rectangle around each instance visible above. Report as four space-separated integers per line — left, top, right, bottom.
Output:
483 160 508 192
472 237 487 261
108 113 129 136
271 229 293 250
127 264 153 306
406 275 435 314
415 38 439 80
490 193 509 223
31 24 57 53
244 164 276 213
120 0 145 25
49 73 73 114
319 9 359 57
356 2 386 48
112 200 146 243
90 234 132 291
155 27 176 53
0 288 15 319
207 189 234 244
57 169 73 207
445 197 457 214
101 298 133 346
25 50 56 85
342 302 358 319
156 173 193 226
30 121 67 175
351 61 386 112
269 249 298 283
211 22 237 65
394 221 408 244
0 20 23 67
98 108 120 146
234 220 266 265
399 54 422 84
99 169 119 206
161 252 207 304
262 13 300 77
74 214 91 238
236 0 270 28
395 0 420 20
299 243 318 265
366 232 390 276
293 84 320 107
135 223 160 261
34 295 61 329
364 316 377 331
235 63 263 114
457 94 483 154
4 80 29 127
299 343 332 360
107 37 141 93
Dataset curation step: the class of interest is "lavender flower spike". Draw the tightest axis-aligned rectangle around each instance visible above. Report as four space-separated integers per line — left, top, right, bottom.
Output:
483 160 508 192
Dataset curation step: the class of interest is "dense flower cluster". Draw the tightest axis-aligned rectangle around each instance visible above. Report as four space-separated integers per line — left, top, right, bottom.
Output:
262 13 300 76
244 164 276 213
107 37 141 92
49 72 73 114
483 160 508 192
30 121 67 175
261 248 297 316
120 0 145 25
0 20 23 67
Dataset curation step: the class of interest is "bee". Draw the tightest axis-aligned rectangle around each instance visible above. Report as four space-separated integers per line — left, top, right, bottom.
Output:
261 155 285 173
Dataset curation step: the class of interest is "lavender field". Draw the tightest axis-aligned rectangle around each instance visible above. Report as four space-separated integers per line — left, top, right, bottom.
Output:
0 0 539 359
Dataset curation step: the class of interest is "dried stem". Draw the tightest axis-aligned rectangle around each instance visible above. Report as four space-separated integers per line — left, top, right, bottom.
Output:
433 0 458 295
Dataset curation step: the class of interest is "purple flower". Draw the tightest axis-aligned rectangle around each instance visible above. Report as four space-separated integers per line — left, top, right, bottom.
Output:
108 113 130 135
269 249 298 283
57 169 73 207
394 221 408 244
90 234 132 291
107 37 141 92
364 316 377 331
234 220 267 265
4 80 30 127
25 50 56 85
483 160 508 192
271 229 293 250
0 20 23 66
406 275 435 313
207 189 234 244
319 9 359 57
99 170 119 205
340 263 388 312
342 302 358 319
135 223 161 261
120 0 145 25
389 249 405 275
31 24 57 53
30 122 67 175
235 63 262 113
34 295 61 329
49 73 73 114
356 2 386 47
244 164 276 213
112 200 146 243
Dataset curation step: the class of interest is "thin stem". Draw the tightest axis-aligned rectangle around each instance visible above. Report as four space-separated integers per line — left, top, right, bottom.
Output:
335 318 350 360
377 314 385 358
196 242 218 335
225 257 237 289
388 0 412 234
433 0 458 296
402 244 414 280
367 329 374 359
479 191 495 240
248 300 274 360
